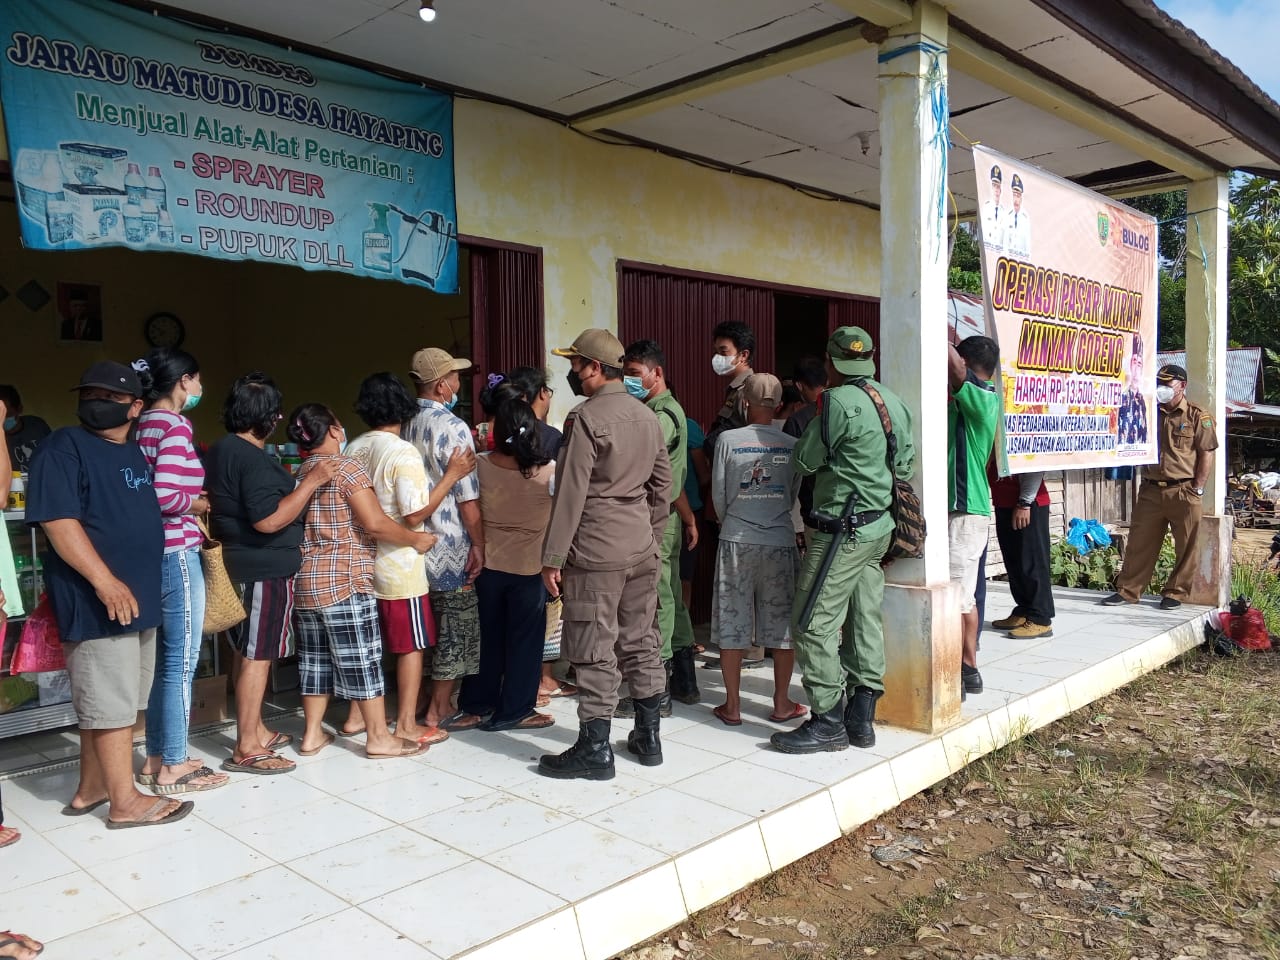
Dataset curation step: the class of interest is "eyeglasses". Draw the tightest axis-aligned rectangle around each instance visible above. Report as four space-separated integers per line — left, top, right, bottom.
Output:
543 386 555 397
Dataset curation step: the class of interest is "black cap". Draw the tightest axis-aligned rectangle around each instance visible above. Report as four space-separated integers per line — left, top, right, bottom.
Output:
1156 363 1188 383
72 361 143 397
990 164 1002 183
1011 173 1024 192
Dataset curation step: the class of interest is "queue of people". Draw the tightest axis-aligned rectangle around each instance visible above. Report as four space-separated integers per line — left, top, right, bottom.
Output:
3 318 1219 835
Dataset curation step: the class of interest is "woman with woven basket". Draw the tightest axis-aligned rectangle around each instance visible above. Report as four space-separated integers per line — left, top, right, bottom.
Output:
134 348 229 795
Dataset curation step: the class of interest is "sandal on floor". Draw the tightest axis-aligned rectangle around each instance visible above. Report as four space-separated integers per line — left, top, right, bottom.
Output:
150 768 229 795
414 727 449 746
297 733 335 757
543 681 578 698
334 726 366 738
535 694 551 707
105 798 194 830
222 753 296 775
0 932 44 957
0 827 19 848
60 797 109 817
137 757 208 785
515 712 554 729
264 731 294 751
768 704 809 723
712 705 742 727
366 739 428 760
440 711 485 731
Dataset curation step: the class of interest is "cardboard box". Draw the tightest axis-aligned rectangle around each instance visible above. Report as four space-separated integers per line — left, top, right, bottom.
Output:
190 674 231 727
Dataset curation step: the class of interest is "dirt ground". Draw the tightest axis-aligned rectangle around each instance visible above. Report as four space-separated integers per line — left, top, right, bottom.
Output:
620 648 1280 960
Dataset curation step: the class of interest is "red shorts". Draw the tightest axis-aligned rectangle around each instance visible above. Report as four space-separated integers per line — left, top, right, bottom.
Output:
376 596 436 654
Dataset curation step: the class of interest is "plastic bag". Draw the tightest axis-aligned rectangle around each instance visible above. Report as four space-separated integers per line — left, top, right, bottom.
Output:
1065 517 1112 556
11 595 66 674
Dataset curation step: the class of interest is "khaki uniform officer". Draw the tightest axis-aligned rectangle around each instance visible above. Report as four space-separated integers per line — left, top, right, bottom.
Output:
771 327 915 755
538 329 673 781
1104 363 1217 610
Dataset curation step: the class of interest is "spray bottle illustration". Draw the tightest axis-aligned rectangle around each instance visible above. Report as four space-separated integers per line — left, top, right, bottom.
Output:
363 202 394 273
386 203 457 287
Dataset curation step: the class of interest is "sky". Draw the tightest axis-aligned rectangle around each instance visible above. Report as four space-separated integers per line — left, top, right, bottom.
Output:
1154 0 1280 101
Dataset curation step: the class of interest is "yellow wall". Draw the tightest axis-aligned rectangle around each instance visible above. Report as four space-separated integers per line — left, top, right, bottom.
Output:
0 199 468 437
453 100 881 423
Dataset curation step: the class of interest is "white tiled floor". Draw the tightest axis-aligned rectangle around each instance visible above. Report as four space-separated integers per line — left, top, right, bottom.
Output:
1 585 1207 960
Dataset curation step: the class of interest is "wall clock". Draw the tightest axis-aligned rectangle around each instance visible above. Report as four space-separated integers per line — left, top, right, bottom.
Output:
145 312 185 348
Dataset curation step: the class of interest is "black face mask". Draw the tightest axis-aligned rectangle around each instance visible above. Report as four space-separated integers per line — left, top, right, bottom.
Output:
78 398 134 431
566 368 585 397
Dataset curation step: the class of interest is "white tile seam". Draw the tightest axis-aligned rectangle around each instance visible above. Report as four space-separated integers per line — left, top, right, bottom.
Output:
450 906 587 960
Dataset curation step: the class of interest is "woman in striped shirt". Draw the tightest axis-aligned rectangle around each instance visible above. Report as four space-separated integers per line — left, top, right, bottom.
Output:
135 349 228 795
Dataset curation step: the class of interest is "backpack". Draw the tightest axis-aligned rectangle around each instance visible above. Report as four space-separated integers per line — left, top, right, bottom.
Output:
850 379 926 563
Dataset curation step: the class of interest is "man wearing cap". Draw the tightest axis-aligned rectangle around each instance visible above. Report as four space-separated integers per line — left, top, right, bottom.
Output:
710 373 806 726
1103 363 1217 610
403 347 484 729
1005 174 1031 258
25 362 191 829
538 329 672 780
1118 333 1149 445
621 339 700 709
772 328 915 754
980 165 1006 250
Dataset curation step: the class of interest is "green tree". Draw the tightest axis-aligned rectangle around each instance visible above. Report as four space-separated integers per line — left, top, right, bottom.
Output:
948 221 983 294
1126 190 1187 349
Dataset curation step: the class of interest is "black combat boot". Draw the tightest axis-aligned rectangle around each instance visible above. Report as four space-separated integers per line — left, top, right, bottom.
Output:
659 660 673 717
844 686 881 748
626 694 664 766
670 646 701 704
615 696 635 719
770 703 850 754
538 719 615 780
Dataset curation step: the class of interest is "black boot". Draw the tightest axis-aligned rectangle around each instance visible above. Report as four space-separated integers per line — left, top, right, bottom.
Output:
615 696 635 719
538 719 615 780
844 686 881 748
626 694 663 766
670 646 701 704
659 660 673 717
770 703 849 754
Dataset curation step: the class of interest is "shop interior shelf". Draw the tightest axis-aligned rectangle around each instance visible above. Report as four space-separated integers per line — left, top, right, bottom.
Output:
0 700 76 738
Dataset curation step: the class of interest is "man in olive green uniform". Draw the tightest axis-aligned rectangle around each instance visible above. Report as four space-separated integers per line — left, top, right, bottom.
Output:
772 327 915 754
622 340 701 708
539 329 673 781
1103 363 1217 610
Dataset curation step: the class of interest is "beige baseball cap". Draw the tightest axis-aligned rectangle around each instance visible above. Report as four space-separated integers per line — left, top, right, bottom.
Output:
743 372 782 407
411 347 471 383
551 328 625 367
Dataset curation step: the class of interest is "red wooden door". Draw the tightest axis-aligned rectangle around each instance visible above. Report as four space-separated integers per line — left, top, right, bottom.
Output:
467 241 544 398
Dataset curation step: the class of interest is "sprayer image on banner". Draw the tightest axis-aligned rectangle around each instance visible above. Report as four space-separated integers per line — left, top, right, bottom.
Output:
364 202 458 289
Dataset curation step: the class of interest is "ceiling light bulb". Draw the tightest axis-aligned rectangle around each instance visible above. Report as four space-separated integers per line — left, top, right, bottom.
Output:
419 0 436 22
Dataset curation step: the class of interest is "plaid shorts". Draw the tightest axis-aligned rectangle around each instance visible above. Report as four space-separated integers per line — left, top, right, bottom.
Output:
229 578 295 661
428 586 481 680
295 593 386 701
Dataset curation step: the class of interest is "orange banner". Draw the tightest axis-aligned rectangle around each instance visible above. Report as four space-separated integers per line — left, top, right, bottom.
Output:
973 146 1158 473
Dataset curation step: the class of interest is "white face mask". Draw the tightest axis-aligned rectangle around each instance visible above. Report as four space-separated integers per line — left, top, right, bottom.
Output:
712 354 737 376
1155 385 1175 404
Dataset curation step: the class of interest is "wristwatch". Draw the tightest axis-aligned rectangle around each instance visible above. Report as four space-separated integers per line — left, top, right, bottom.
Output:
1193 486 1204 496
1016 497 1035 508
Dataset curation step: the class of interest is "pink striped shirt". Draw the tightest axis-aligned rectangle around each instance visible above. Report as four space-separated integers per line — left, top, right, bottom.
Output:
137 410 205 553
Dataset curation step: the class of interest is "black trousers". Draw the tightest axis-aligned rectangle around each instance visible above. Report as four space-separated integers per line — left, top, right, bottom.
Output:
459 569 547 725
994 504 1055 624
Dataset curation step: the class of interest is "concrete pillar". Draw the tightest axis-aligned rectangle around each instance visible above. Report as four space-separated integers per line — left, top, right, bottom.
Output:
875 0 961 732
1184 175 1232 606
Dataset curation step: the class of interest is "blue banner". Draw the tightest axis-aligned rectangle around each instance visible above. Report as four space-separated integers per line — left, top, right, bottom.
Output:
0 0 458 292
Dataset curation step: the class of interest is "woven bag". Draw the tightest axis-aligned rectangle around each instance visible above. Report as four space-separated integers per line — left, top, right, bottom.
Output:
197 517 246 634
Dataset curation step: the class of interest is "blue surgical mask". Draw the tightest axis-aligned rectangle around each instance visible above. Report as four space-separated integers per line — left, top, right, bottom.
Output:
445 390 459 412
2 417 15 432
624 376 649 400
181 392 202 413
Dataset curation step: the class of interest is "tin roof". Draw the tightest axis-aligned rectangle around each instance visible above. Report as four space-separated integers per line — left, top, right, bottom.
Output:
1155 347 1263 405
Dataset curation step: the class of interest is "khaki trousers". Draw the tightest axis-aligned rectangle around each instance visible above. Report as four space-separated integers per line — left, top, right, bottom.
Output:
1115 482 1203 601
561 556 665 721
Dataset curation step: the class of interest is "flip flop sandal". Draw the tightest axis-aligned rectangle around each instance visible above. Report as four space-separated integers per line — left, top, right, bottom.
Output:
297 733 335 757
515 712 555 729
0 932 43 957
413 727 449 746
0 829 20 849
264 731 294 751
60 797 109 817
221 753 296 775
712 705 742 727
366 739 428 760
333 726 366 738
545 681 578 698
149 768 230 795
105 798 195 830
535 694 551 708
137 759 215 786
440 711 484 731
768 705 809 723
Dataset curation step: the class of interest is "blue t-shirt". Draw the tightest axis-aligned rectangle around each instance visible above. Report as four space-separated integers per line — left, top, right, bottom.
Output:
684 419 706 511
25 427 164 642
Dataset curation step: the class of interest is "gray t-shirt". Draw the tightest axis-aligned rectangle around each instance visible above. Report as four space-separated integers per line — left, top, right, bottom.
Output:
711 424 799 546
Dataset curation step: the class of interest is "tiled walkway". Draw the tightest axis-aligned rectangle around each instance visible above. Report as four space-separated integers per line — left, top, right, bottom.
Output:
1 585 1207 960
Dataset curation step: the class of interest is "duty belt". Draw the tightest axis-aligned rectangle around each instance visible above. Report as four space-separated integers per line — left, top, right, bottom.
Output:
1147 478 1193 488
813 510 885 535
